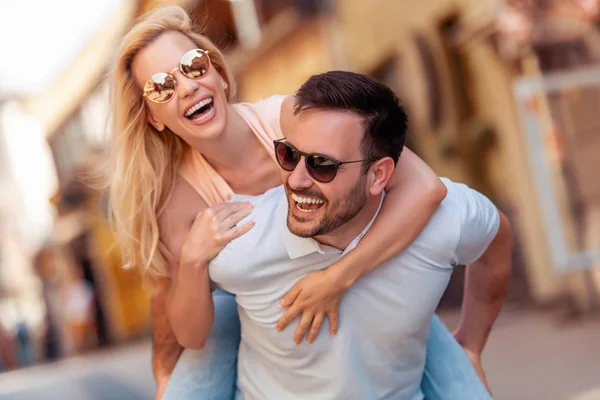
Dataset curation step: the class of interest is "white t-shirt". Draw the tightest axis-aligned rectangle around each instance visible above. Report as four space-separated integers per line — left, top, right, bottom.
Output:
209 178 500 400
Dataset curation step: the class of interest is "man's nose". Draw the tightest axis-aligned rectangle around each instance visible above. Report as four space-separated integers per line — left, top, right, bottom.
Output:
287 157 314 190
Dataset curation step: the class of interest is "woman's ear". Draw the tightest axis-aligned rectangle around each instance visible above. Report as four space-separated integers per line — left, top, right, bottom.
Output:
148 112 165 131
368 158 395 196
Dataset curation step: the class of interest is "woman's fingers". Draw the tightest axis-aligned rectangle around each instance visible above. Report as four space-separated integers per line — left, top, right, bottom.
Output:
276 299 302 332
214 202 253 222
280 284 302 308
327 310 339 336
293 312 314 345
306 313 325 344
220 205 254 230
217 220 255 244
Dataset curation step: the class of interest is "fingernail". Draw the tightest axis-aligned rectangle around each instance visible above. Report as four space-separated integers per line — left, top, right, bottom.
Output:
279 299 286 307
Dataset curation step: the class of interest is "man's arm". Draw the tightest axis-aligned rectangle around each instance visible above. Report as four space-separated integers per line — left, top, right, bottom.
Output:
454 209 513 392
151 293 183 399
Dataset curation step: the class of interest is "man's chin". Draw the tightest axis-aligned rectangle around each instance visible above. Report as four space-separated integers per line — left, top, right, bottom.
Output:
287 216 319 238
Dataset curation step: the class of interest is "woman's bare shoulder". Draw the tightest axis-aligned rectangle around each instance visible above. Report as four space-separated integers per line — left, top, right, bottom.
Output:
158 174 208 261
279 95 295 136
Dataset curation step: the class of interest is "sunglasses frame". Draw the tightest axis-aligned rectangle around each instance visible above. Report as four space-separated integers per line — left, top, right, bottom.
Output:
143 48 212 104
273 138 378 183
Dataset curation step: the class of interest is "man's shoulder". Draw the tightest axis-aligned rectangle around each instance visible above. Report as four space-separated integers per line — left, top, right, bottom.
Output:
417 179 467 240
210 186 287 271
393 179 482 267
231 185 285 212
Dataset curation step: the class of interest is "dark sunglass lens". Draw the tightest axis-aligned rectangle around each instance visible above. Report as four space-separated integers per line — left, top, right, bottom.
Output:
307 156 337 182
276 143 300 171
144 73 176 102
180 49 210 79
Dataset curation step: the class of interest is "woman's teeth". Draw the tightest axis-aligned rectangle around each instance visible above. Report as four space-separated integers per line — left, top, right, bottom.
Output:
185 97 214 119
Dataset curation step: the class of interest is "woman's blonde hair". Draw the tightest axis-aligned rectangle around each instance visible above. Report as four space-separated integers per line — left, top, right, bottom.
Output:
108 5 235 290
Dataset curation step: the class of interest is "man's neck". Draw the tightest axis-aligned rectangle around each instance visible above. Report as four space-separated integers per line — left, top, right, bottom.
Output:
314 193 383 251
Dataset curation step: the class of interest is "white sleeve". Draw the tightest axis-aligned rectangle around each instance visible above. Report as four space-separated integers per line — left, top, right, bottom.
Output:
452 184 500 265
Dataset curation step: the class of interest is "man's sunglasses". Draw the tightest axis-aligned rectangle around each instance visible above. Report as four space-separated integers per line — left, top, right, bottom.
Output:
273 139 377 183
143 48 211 104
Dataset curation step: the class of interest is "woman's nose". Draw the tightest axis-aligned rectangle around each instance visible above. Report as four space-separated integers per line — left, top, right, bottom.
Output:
175 71 200 99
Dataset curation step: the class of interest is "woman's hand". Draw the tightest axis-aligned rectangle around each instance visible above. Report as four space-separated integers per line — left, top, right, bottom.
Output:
276 269 344 344
179 202 255 267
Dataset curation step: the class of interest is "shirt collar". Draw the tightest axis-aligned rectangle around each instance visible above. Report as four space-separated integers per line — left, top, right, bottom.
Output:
277 191 386 259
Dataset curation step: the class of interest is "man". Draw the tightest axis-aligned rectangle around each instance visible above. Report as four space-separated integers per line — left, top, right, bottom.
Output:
172 71 512 399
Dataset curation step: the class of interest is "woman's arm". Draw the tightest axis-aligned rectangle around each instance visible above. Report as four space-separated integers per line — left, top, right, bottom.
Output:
165 202 255 349
277 148 447 343
166 255 214 349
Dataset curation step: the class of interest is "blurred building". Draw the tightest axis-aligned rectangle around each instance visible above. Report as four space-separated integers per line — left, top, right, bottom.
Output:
0 0 156 366
216 0 600 310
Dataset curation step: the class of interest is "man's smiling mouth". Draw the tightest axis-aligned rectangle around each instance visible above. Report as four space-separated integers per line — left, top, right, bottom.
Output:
291 193 325 213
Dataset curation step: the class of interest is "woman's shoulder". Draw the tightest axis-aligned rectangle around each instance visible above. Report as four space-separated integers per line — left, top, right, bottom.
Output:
234 95 293 138
234 94 288 115
159 175 209 260
279 95 295 135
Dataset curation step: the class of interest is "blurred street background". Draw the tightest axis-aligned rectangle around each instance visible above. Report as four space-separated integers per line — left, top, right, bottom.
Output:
0 0 600 399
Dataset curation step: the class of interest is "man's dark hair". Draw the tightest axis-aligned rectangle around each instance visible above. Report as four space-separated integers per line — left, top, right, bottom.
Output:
293 70 407 171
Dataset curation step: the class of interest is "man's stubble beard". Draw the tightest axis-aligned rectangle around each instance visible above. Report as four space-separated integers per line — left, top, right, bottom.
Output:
287 173 368 238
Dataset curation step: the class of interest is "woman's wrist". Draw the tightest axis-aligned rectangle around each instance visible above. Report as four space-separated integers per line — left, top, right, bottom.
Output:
326 252 365 290
175 259 210 294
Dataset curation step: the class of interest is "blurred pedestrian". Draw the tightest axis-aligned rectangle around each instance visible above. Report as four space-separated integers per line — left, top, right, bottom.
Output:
63 267 97 353
0 319 17 371
33 247 63 361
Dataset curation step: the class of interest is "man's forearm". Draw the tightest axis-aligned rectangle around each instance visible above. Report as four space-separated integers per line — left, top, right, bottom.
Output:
151 293 183 386
454 212 513 353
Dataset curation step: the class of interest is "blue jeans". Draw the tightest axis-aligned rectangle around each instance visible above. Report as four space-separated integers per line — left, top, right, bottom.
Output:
163 290 491 400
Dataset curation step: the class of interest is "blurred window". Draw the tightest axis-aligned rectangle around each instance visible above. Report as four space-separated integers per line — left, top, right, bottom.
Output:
413 34 444 132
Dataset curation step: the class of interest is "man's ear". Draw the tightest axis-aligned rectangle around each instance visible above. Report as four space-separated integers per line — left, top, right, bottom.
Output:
148 112 165 132
368 157 395 196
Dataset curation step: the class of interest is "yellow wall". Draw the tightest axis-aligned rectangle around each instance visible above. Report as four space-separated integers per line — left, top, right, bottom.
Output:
89 213 151 340
237 18 333 102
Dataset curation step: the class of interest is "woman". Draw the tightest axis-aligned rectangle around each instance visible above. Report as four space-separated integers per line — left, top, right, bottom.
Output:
109 6 491 400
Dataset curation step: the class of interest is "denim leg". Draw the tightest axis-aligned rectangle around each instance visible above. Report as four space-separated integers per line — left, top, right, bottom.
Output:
421 314 493 400
163 289 241 400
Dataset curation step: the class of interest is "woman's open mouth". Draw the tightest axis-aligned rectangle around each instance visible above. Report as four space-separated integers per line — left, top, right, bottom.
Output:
185 97 215 123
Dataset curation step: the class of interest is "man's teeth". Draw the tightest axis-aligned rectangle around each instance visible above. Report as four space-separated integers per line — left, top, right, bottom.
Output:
296 204 316 213
185 97 213 117
291 193 324 205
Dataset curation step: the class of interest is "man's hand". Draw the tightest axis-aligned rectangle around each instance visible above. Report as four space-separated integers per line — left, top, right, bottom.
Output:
155 376 169 400
151 294 182 399
458 342 493 395
276 270 344 344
